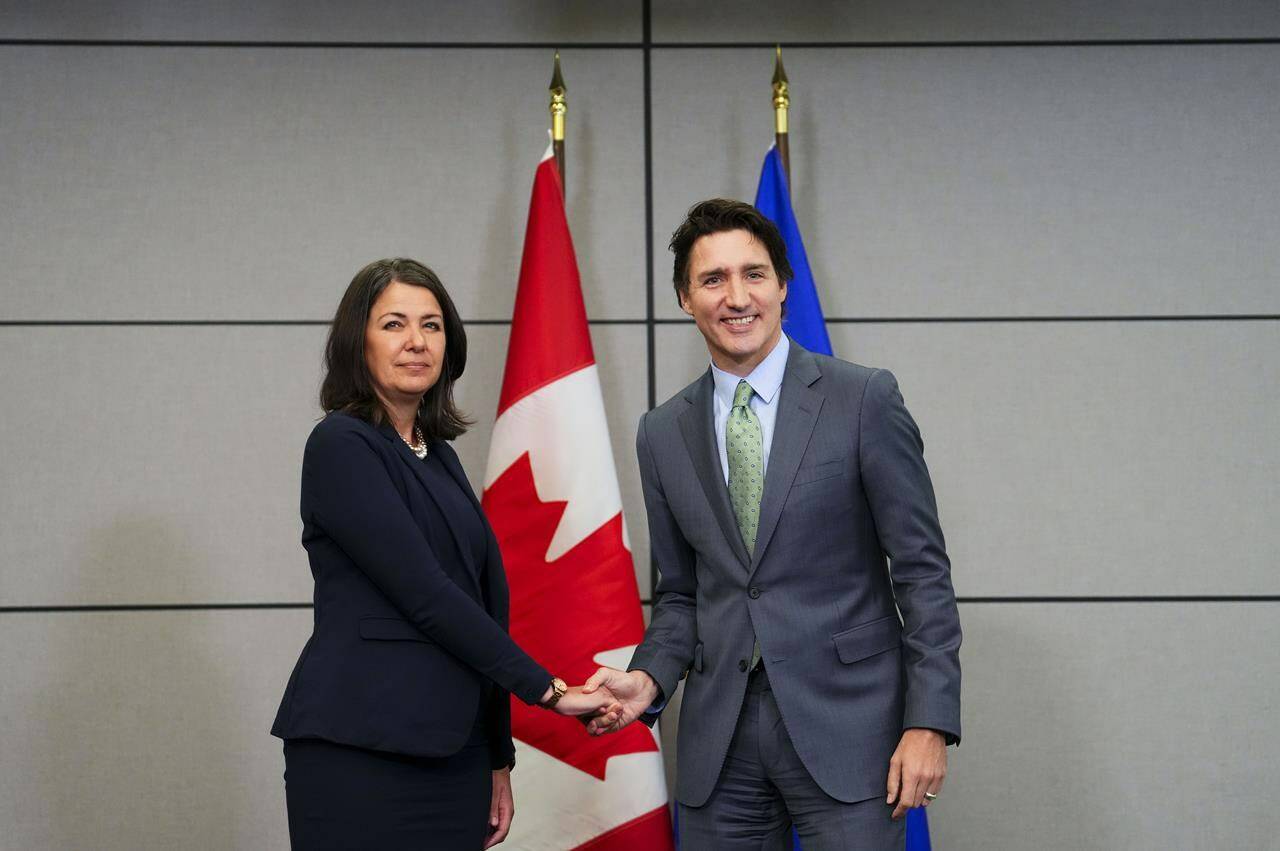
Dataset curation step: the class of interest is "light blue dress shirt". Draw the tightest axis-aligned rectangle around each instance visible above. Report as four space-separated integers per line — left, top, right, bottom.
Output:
710 333 790 483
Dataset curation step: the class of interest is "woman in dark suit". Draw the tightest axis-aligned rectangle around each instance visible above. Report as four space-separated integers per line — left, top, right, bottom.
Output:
271 258 617 850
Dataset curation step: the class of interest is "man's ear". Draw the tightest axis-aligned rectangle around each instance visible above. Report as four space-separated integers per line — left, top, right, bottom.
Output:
678 287 694 317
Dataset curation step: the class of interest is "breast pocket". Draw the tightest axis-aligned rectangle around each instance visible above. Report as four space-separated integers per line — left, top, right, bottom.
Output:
791 458 845 487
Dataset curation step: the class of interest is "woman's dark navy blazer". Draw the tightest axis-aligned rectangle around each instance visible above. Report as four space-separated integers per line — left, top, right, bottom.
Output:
271 412 552 769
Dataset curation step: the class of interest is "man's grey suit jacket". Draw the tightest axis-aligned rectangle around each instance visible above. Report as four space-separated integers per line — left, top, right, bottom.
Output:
629 340 962 807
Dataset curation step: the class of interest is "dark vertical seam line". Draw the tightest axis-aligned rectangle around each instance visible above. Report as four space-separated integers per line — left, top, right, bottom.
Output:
642 0 658 603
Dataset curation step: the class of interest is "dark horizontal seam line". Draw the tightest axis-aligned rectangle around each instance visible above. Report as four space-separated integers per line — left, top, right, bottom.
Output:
0 602 314 613
957 595 1280 603
0 318 649 327
655 38 1280 48
3 315 1275 328
3 38 1278 49
0 600 652 613
0 319 335 327
4 595 1276 613
819 314 1280 323
0 39 642 49
654 314 1280 324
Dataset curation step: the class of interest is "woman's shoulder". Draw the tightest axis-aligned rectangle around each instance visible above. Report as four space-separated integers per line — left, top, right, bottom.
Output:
312 409 371 434
305 411 387 460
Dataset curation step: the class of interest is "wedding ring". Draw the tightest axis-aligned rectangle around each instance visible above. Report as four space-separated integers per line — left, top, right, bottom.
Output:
923 792 938 801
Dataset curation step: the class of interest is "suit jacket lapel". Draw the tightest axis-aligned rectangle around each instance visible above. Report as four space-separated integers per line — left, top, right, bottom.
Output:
679 370 752 569
750 345 823 575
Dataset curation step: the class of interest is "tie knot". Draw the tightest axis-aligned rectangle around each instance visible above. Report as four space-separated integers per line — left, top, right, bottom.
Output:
732 380 755 409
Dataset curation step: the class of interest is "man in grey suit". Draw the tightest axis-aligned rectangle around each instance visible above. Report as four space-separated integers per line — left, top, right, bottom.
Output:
585 199 962 849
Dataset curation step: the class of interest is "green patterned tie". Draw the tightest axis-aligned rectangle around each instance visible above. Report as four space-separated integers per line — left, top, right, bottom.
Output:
727 379 764 671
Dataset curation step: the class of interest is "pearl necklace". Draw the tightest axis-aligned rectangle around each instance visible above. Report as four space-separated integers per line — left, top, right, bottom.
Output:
402 426 429 460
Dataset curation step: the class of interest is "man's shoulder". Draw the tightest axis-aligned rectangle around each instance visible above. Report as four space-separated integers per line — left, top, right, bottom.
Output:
644 372 706 427
805 350 887 393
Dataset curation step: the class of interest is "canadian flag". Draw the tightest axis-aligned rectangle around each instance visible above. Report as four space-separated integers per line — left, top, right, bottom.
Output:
482 144 674 849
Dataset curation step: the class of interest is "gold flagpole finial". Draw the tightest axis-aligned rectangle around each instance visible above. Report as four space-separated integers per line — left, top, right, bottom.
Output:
549 51 567 143
771 45 790 136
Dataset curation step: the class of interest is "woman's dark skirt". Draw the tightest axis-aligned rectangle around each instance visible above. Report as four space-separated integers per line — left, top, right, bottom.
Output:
283 730 491 851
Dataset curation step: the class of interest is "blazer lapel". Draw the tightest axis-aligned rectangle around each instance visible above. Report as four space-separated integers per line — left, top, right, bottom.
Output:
432 441 496 602
434 439 484 518
379 425 485 598
750 345 823 575
679 370 752 569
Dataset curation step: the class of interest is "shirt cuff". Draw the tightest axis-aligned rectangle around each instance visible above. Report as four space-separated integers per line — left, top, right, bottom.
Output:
643 688 667 715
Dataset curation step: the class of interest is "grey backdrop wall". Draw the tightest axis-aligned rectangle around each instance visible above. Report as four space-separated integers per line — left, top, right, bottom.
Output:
2 2 1277 849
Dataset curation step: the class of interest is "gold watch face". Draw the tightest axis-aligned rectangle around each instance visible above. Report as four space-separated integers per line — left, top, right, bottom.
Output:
552 677 568 695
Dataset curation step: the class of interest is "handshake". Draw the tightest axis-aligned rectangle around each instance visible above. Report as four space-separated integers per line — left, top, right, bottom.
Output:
542 667 662 736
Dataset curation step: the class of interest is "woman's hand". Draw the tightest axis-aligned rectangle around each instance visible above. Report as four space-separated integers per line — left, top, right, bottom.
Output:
551 684 622 720
484 767 514 849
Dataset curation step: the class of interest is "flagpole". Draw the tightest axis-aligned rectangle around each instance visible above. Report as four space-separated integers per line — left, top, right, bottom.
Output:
549 51 567 194
772 45 791 189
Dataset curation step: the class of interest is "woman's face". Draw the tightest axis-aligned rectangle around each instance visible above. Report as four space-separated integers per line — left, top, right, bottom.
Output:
364 281 447 407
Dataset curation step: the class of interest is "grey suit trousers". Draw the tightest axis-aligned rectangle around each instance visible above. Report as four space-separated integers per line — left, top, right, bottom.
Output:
679 669 905 851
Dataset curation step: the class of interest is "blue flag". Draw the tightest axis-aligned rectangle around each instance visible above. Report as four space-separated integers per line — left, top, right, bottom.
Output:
753 146 833 356
753 144 934 851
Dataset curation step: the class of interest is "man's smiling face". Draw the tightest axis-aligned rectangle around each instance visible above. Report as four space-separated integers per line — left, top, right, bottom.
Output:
680 228 788 376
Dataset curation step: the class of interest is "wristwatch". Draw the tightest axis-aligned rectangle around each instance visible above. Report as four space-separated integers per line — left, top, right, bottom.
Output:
542 677 568 709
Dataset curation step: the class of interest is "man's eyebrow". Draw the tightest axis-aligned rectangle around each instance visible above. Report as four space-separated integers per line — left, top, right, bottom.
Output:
697 266 730 282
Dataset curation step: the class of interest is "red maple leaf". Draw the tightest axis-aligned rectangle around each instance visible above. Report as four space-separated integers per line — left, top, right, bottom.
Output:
483 452 658 780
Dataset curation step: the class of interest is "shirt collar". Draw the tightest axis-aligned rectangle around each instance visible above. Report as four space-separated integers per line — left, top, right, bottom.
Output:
711 333 790 409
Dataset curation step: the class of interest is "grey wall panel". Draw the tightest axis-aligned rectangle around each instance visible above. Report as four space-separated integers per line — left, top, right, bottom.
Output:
933 602 1279 849
2 0 642 42
452 324 653 598
650 45 1280 319
653 321 1280 595
0 47 644 321
4 4 1278 846
0 326 324 606
651 1 1280 42
646 602 1280 849
0 322 652 605
0 609 308 850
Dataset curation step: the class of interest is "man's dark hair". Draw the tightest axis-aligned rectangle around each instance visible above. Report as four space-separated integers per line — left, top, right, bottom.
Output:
320 258 472 441
668 198 794 303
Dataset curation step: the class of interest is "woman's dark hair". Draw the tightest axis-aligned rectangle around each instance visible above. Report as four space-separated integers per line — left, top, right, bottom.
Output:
320 258 472 441
668 198 794 304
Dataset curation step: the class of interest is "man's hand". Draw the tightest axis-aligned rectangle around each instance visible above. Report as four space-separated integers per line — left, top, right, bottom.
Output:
580 667 660 735
484 767 514 849
886 728 947 819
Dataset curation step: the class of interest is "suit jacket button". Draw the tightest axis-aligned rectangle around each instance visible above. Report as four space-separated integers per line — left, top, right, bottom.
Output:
738 659 748 672
748 587 761 599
